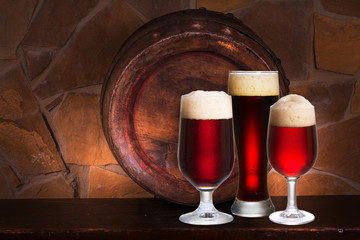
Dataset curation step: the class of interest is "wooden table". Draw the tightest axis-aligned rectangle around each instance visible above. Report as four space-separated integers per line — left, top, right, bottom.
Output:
0 196 358 239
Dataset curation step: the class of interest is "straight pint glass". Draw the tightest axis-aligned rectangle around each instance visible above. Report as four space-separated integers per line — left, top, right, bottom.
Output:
228 71 278 217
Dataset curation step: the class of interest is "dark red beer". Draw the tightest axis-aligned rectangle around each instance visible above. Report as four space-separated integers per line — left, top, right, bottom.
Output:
178 118 234 190
232 96 278 201
267 125 317 177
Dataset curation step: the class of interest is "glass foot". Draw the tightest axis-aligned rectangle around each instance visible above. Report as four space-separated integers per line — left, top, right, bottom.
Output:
269 210 314 225
179 209 233 225
231 198 275 218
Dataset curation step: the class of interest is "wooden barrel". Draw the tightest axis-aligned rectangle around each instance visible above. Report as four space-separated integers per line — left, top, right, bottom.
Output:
101 9 289 205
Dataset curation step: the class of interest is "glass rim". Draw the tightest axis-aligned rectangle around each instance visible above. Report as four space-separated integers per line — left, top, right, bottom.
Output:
229 70 278 75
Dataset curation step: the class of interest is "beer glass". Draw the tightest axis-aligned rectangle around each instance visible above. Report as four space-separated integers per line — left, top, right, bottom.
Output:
267 94 318 225
177 90 235 225
228 71 278 217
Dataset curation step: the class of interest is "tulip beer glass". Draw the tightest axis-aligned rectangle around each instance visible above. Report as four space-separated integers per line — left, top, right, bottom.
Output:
177 90 235 225
267 94 318 225
228 71 278 217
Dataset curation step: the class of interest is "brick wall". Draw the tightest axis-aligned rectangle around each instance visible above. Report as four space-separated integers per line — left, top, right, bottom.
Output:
0 0 359 199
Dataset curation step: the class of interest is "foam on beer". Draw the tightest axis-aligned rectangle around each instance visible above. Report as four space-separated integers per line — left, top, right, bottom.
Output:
269 94 316 127
181 90 232 120
228 71 279 96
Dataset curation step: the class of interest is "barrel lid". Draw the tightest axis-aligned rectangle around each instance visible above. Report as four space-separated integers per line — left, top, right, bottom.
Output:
101 9 289 205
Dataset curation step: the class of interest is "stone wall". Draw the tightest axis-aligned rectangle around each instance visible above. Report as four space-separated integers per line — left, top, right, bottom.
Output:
0 0 359 199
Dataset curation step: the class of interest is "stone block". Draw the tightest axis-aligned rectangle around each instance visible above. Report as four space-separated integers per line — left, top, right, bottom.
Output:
45 94 64 112
320 0 360 18
232 0 312 81
314 13 360 75
23 48 52 80
268 169 360 196
0 165 22 199
22 0 99 47
315 116 360 182
0 89 23 121
0 121 65 175
0 65 65 176
88 167 153 198
124 0 193 21
197 0 254 13
34 0 143 99
0 65 38 114
0 60 18 75
67 164 90 198
53 93 117 165
17 174 74 198
0 0 37 59
290 79 354 125
351 78 360 113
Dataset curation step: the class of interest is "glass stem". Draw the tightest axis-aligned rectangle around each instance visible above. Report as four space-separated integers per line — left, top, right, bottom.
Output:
198 191 217 213
283 177 303 217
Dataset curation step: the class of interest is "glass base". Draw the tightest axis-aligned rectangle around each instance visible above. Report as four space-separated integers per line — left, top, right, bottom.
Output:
269 210 315 225
231 198 275 218
179 209 233 225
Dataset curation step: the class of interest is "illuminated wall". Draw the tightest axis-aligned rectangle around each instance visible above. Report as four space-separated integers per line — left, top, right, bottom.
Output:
0 0 359 198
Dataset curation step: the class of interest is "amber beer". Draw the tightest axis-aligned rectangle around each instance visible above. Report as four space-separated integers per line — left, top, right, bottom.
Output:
178 118 234 190
267 125 317 177
228 71 278 217
178 91 235 191
232 95 277 199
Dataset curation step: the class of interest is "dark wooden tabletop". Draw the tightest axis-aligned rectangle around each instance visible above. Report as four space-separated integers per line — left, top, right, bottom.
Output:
0 195 358 239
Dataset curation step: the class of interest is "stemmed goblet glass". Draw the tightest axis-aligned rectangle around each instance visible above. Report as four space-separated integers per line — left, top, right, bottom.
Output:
267 94 318 225
177 90 235 225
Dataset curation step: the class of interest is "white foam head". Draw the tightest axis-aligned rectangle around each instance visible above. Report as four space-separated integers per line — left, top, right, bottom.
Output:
269 94 316 127
180 90 232 120
228 71 279 96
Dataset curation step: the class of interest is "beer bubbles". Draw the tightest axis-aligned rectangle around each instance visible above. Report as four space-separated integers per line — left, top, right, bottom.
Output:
269 94 316 128
228 71 279 96
180 90 232 120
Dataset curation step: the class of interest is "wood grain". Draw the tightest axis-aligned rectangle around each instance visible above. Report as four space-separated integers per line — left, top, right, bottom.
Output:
0 196 358 239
